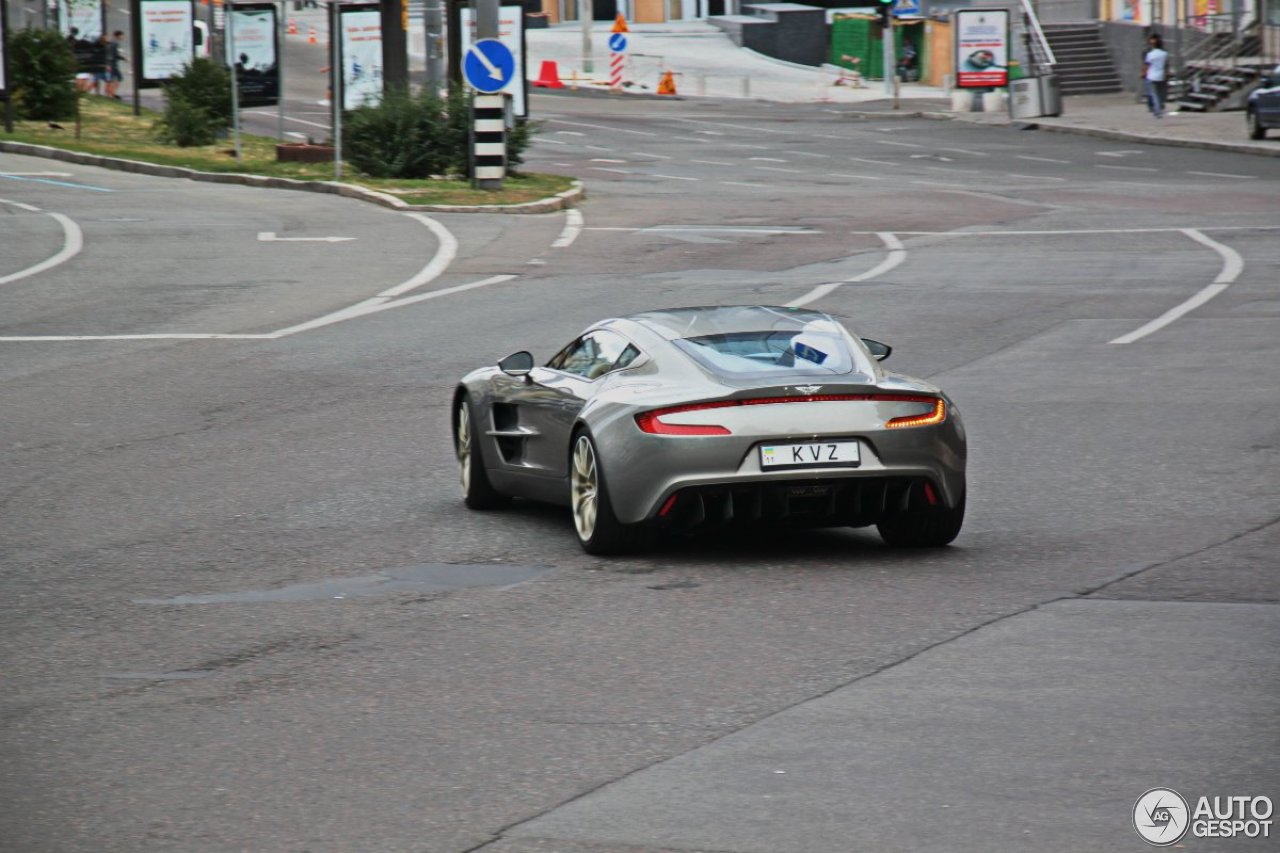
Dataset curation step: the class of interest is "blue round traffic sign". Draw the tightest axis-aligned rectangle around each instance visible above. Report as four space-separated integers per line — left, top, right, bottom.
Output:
464 39 516 93
608 32 628 52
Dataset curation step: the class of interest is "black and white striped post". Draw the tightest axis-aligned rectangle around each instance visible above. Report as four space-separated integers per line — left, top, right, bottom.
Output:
472 93 506 190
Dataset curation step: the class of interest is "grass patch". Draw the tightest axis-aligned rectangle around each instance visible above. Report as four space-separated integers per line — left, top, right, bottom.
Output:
2 96 575 205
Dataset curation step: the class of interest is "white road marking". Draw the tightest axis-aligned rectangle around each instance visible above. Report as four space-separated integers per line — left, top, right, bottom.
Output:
257 232 356 242
584 145 613 151
694 130 724 135
749 157 788 162
536 138 568 145
1110 229 1244 345
755 166 804 174
589 158 627 163
1097 164 1157 172
690 159 734 166
652 174 701 181
630 151 671 159
585 226 820 235
669 118 793 135
1008 174 1068 181
785 151 829 158
591 167 632 174
374 215 459 299
832 173 884 181
937 147 988 156
877 140 924 148
720 181 767 188
1096 150 1144 157
0 201 84 287
552 209 583 248
0 171 74 177
1186 170 1252 179
911 180 970 187
1016 154 1070 164
922 166 981 173
850 157 897 166
549 119 656 136
787 233 904 308
555 130 586 136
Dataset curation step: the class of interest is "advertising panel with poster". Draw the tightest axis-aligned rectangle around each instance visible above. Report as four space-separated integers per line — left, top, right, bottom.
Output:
955 9 1009 89
459 6 526 117
138 0 195 82
227 3 280 107
337 6 382 110
59 0 106 41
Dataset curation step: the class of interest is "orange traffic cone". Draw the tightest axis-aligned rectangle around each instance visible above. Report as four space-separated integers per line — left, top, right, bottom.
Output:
288 17 297 35
657 70 677 96
308 25 317 45
612 12 628 32
532 60 565 89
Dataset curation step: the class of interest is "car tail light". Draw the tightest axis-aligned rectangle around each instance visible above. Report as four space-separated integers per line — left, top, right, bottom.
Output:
885 398 946 429
635 394 945 435
635 406 732 435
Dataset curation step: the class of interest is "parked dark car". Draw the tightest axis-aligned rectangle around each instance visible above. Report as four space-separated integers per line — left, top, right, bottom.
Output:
1247 65 1280 139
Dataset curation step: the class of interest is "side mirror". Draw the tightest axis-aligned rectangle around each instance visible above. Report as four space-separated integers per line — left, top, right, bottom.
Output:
861 338 892 361
498 351 534 376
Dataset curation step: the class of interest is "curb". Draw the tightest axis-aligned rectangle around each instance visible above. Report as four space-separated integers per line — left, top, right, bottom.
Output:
0 140 587 212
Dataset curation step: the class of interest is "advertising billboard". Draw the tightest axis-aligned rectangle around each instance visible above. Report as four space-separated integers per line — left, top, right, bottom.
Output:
137 0 195 83
955 9 1009 89
59 0 106 41
228 3 280 107
337 5 382 110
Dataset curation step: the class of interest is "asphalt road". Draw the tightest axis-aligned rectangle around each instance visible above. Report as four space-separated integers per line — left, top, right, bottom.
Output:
2 95 1279 852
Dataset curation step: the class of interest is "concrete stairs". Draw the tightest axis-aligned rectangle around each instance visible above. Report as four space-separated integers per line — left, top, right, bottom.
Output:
1041 23 1123 95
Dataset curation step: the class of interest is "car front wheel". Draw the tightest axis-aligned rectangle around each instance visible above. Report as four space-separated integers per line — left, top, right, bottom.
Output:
876 488 965 548
456 397 509 510
1248 108 1267 140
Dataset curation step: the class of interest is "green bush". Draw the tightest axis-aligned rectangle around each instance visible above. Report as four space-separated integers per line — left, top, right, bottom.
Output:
155 59 232 146
343 87 536 179
7 28 78 121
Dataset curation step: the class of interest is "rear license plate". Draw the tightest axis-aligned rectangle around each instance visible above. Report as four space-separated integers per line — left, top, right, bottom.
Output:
760 440 860 469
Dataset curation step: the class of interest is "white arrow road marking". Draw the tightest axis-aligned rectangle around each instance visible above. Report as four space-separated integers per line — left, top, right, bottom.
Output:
258 232 356 242
1109 229 1244 345
787 233 905 308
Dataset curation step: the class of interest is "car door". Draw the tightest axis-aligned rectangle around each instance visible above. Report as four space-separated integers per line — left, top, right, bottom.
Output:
501 329 637 478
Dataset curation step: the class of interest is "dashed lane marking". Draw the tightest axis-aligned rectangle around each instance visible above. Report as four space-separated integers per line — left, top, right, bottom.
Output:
1016 154 1070 164
1186 170 1253 179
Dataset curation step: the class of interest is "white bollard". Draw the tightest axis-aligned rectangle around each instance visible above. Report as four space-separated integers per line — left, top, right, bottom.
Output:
951 90 973 112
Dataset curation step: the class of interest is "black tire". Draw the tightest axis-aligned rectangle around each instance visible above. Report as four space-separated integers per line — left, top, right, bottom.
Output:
1248 109 1266 140
455 396 510 510
569 430 646 555
876 487 965 548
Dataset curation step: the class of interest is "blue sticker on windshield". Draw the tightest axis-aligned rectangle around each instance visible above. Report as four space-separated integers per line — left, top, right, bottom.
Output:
792 342 828 364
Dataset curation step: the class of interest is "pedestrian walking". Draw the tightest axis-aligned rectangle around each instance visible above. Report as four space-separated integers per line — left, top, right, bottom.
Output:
91 35 110 96
106 31 126 101
1143 34 1169 118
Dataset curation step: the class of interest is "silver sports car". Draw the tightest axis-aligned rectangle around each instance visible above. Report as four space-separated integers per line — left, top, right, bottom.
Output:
453 306 966 554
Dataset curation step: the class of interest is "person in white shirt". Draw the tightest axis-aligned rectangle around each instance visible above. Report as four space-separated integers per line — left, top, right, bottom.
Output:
1143 34 1170 118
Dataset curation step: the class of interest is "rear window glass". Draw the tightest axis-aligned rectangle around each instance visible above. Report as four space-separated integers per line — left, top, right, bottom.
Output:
674 325 856 377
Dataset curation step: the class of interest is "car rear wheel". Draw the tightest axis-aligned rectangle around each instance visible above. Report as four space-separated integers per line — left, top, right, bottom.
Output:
876 488 965 548
1248 109 1267 140
456 397 510 510
570 431 643 555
